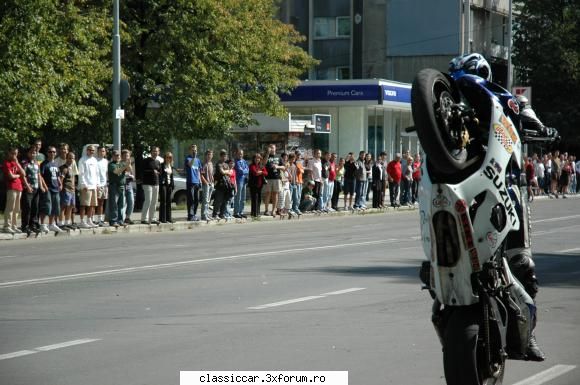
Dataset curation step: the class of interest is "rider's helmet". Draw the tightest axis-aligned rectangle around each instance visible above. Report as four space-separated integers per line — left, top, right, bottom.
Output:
516 94 529 109
449 53 492 82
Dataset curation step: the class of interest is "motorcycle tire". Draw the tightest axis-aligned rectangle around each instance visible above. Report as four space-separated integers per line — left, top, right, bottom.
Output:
411 68 482 182
443 306 505 385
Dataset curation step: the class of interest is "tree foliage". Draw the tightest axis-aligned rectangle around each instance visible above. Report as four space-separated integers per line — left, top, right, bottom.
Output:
120 0 317 148
0 0 317 152
513 0 580 152
0 0 112 150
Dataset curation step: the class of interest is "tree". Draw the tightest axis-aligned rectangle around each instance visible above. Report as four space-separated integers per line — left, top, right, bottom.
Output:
513 0 580 153
0 0 112 151
119 0 317 149
0 0 317 154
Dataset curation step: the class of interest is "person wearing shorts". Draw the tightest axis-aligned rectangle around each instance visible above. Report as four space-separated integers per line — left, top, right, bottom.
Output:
39 146 63 233
78 145 99 228
59 152 77 230
263 144 283 216
95 146 109 226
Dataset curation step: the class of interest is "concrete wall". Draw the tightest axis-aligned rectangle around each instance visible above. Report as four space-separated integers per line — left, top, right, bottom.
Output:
386 55 452 83
337 107 366 155
362 0 388 78
387 0 460 56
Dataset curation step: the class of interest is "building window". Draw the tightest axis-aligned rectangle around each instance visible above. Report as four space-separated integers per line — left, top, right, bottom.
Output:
314 16 350 39
337 67 350 79
315 66 351 80
316 67 335 80
314 18 334 38
336 17 351 37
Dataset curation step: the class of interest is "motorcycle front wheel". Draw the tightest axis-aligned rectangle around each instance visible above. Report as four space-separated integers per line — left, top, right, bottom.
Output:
443 306 505 385
411 68 482 182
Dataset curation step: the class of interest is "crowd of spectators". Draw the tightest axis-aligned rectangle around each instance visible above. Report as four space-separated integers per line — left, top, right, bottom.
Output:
3 139 576 236
524 150 578 200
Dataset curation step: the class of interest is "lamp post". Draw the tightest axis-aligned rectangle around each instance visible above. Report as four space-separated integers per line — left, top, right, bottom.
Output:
507 0 513 90
112 0 122 151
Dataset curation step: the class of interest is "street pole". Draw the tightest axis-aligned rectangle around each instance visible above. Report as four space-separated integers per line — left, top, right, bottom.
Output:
507 0 513 90
112 0 121 151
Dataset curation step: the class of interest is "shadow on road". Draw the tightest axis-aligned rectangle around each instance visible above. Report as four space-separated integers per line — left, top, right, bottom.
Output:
534 252 580 288
279 263 421 284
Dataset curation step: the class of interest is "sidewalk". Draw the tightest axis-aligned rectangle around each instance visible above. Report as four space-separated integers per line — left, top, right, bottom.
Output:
0 205 418 241
2 193 576 241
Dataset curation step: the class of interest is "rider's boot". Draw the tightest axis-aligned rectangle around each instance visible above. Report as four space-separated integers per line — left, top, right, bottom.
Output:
507 249 546 361
527 330 546 361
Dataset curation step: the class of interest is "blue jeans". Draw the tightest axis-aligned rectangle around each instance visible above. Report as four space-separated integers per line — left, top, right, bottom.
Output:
290 184 300 212
108 183 125 224
320 178 330 209
401 178 411 205
234 181 247 215
186 183 201 219
122 187 134 222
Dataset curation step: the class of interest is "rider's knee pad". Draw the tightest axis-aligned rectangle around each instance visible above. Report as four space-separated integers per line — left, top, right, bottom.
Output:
508 249 539 299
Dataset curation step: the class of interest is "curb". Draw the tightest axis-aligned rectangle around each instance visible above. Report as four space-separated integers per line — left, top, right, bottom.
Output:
0 205 418 241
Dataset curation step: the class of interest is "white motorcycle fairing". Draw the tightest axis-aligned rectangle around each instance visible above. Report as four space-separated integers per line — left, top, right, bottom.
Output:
419 98 523 306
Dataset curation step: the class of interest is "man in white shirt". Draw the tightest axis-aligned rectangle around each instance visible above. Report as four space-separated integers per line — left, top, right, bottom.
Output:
308 149 322 211
78 145 99 228
96 146 109 226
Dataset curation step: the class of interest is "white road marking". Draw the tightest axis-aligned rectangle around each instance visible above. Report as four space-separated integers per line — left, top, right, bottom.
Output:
248 288 366 310
0 350 36 360
532 224 580 237
0 240 398 289
558 247 580 254
532 214 580 223
0 338 100 361
321 288 366 296
0 255 18 260
34 338 100 352
511 364 576 385
248 296 325 310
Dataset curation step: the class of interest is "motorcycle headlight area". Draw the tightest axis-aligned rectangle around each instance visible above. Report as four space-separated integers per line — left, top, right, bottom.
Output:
433 211 461 267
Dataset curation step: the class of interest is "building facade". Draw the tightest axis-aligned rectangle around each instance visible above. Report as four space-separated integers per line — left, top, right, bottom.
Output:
279 0 511 85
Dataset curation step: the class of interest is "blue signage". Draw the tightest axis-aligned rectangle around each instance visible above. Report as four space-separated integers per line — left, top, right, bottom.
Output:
280 85 380 102
380 85 411 104
279 82 411 105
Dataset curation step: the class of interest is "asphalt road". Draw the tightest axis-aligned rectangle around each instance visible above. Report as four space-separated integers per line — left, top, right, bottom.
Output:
0 199 579 385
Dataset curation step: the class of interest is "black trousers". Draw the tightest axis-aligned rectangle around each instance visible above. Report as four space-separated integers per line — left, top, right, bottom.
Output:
249 186 262 217
21 188 40 229
314 181 322 210
158 185 173 222
331 180 341 209
389 181 400 206
212 187 228 217
372 180 383 208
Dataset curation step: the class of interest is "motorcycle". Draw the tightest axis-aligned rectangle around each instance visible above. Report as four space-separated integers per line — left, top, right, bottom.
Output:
411 67 557 385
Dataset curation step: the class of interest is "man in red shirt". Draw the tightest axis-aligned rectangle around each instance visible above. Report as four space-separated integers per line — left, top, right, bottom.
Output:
386 153 402 208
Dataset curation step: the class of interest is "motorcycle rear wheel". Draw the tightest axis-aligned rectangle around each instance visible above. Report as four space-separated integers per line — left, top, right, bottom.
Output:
443 306 505 385
411 68 482 182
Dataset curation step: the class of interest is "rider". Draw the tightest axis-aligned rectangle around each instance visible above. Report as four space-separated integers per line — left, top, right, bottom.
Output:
450 53 548 361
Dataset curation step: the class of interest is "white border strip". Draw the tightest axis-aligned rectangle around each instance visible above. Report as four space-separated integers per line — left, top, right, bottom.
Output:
0 338 100 361
248 288 366 310
0 240 397 289
511 364 576 385
558 247 580 254
532 214 580 223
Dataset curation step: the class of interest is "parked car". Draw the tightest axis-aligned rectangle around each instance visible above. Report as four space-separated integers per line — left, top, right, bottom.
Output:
171 169 187 206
